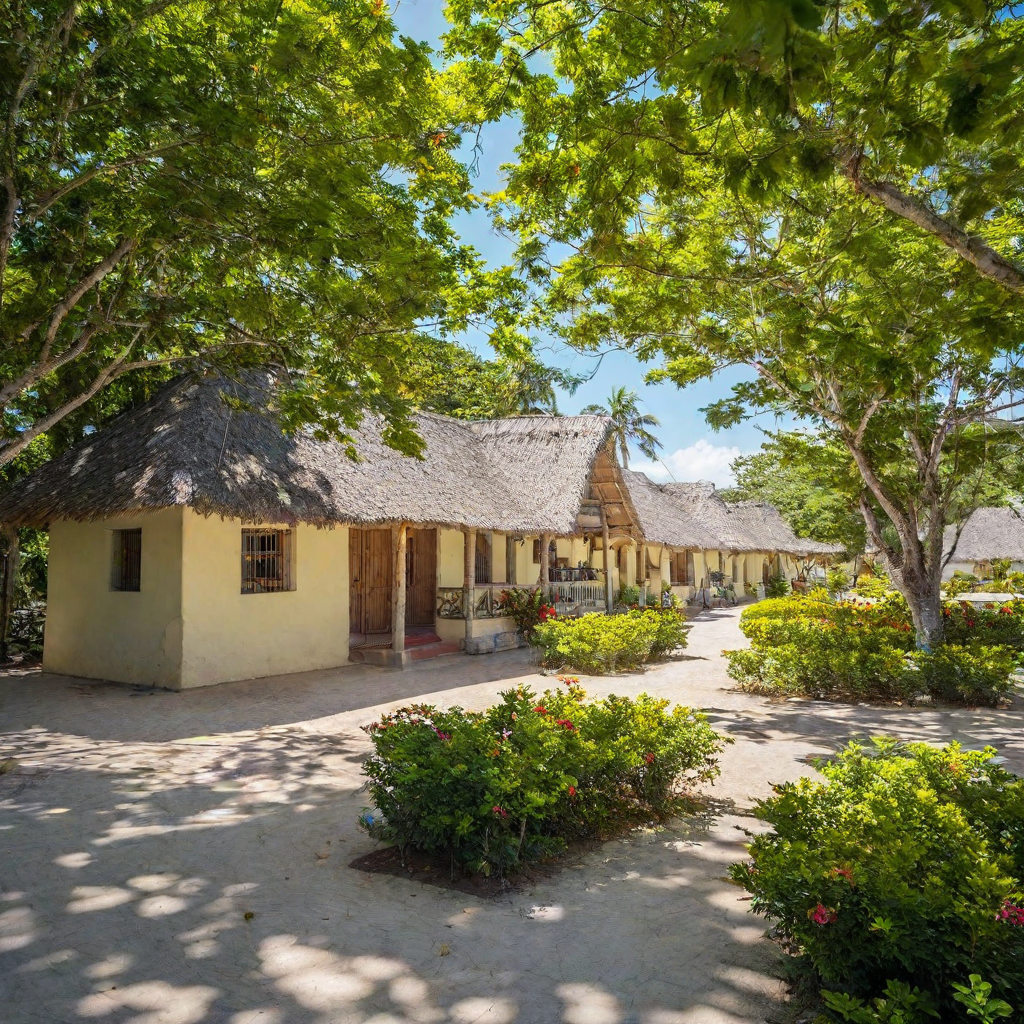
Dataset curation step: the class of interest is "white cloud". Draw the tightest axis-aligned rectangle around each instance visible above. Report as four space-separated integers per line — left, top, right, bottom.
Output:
631 439 743 488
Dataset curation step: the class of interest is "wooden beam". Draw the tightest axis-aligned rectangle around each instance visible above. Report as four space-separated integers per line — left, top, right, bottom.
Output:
539 532 551 597
391 523 408 653
602 510 613 614
463 527 476 643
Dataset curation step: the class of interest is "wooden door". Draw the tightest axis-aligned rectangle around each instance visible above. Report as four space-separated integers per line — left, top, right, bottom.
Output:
349 528 393 634
405 528 437 627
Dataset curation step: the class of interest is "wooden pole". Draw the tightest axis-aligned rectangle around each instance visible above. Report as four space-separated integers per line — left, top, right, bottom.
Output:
0 526 19 662
602 512 613 614
463 527 476 645
391 523 408 654
539 532 551 599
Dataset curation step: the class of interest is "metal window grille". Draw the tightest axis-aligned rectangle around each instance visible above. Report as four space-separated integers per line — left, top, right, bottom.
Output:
110 529 142 591
475 532 492 585
241 528 293 594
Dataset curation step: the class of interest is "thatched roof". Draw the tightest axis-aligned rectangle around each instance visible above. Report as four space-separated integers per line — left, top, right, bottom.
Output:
944 506 1024 563
726 501 844 558
0 373 630 536
623 471 724 550
622 472 840 556
661 481 762 552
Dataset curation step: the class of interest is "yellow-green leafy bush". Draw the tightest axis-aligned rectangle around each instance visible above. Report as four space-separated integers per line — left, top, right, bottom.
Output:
531 608 689 673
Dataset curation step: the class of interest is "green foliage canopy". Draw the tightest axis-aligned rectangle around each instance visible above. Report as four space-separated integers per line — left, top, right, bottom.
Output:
0 0 489 464
442 0 1024 645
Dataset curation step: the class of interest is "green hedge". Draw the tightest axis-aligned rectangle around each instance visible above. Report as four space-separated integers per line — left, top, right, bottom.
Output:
726 595 1020 705
531 608 689 673
731 740 1024 1022
361 682 725 876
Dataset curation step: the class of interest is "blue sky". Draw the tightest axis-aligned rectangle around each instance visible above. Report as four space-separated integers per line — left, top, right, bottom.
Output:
392 1 779 485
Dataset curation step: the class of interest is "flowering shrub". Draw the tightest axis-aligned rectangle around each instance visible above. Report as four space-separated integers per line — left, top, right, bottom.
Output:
531 609 690 673
942 600 1024 651
851 571 892 600
498 587 556 638
727 596 917 701
730 741 1024 1020
361 682 725 875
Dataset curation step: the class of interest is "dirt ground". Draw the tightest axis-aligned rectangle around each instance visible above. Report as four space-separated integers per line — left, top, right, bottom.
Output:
3 606 1023 1024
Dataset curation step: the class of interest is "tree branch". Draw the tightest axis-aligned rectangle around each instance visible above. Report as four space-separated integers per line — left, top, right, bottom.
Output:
842 155 1024 294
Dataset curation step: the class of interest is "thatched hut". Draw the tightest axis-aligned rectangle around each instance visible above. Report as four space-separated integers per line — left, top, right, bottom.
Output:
0 373 641 688
621 473 840 597
725 501 844 584
942 507 1024 578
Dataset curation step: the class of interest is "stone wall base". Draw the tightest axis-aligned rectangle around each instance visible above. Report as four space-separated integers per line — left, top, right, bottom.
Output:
465 631 529 655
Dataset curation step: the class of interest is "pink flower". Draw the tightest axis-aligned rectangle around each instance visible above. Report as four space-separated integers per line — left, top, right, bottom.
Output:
568 785 577 797
997 900 1024 926
808 903 837 926
554 719 576 731
492 805 508 819
533 705 547 715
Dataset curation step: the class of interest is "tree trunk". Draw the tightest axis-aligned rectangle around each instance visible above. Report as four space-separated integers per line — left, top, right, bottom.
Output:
0 526 20 662
889 562 945 649
862 512 945 649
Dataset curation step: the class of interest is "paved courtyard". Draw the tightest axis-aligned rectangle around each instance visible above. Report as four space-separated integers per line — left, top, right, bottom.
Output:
3 607 1024 1024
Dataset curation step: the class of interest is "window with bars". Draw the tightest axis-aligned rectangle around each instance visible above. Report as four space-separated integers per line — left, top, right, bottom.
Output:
475 532 492 584
241 528 294 594
110 529 142 591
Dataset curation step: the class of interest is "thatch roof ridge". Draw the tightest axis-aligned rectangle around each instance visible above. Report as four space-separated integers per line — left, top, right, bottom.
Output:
727 500 844 557
623 471 725 549
0 372 622 535
660 480 762 551
944 506 1024 563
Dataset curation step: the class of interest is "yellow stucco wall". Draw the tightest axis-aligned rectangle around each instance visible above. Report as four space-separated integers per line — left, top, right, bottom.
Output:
178 512 349 689
44 509 185 687
438 527 464 588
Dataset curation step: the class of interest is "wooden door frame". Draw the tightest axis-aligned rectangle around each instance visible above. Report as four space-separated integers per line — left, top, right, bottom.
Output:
350 527 394 635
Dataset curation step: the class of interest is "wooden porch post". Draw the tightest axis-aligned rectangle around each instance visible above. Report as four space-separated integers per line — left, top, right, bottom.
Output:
539 532 551 598
602 512 613 614
391 523 408 654
463 527 476 644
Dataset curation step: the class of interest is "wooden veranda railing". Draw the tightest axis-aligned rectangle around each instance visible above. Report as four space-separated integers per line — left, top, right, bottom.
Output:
436 580 609 620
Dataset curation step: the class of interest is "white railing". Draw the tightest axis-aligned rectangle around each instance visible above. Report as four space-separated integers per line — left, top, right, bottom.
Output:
550 581 608 616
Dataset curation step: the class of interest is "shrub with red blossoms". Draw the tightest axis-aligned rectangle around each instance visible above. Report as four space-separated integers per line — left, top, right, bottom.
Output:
361 683 724 877
732 738 1024 1019
808 903 838 926
997 900 1024 927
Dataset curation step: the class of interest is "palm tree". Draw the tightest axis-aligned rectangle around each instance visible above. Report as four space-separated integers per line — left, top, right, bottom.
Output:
581 386 662 468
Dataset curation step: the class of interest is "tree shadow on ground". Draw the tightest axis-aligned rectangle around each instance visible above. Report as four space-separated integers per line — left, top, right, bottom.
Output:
0 647 546 744
703 697 1024 775
0 720 788 1024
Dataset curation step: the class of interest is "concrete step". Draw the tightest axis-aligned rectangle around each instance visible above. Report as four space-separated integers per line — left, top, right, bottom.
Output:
408 640 462 662
351 639 463 668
